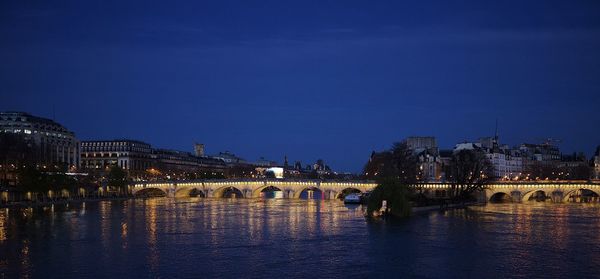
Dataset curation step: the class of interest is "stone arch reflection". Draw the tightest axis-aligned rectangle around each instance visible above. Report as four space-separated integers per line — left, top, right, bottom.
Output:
524 190 548 202
563 189 600 203
219 187 244 198
489 192 512 203
254 186 283 199
296 187 324 199
134 188 167 198
175 187 205 198
336 188 362 199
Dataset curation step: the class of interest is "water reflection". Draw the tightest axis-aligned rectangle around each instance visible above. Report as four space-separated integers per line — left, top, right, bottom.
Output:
0 208 7 242
1 200 600 278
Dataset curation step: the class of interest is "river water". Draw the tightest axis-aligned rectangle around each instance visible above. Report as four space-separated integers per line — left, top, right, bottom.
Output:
1 199 600 278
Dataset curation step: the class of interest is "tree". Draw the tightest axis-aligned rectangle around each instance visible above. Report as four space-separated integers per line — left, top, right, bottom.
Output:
445 149 493 201
364 142 419 184
107 166 128 195
17 166 50 201
76 175 99 197
367 178 411 217
364 142 418 217
46 172 77 198
226 164 255 178
525 161 560 180
567 165 592 180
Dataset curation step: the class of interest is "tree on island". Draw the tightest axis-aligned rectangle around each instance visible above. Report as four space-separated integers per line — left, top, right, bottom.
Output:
107 166 129 195
444 149 494 201
364 142 419 218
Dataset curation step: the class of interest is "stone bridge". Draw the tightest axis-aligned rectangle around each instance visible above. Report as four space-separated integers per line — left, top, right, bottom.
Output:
132 179 376 199
483 181 600 202
417 181 600 202
131 179 600 202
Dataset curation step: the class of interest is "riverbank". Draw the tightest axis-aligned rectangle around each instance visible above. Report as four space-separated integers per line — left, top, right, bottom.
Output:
0 196 135 209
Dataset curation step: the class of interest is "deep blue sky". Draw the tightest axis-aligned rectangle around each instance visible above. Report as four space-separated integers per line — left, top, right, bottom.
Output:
1 1 599 172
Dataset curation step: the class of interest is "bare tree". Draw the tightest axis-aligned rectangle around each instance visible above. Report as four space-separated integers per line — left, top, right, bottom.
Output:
363 142 419 184
445 149 494 201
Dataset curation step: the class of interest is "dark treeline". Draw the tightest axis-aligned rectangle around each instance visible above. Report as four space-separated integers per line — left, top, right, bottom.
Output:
1 133 128 202
364 142 494 218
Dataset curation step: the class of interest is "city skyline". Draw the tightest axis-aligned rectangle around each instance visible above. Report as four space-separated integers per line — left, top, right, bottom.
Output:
1 106 598 173
2 1 600 172
2 2 600 278
1 110 597 176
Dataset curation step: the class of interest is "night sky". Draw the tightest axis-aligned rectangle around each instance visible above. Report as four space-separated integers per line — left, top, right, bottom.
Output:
1 1 599 172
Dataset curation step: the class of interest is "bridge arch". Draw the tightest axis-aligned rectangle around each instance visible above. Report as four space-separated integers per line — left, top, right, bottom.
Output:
213 185 244 198
335 187 363 199
294 187 324 199
522 190 548 202
489 192 512 203
562 188 600 202
175 187 205 198
251 185 283 198
134 187 167 198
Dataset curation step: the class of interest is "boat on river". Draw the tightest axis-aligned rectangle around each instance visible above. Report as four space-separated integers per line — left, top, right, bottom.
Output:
344 193 362 204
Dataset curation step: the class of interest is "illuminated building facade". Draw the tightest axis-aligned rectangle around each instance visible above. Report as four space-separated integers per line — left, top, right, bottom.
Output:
80 140 154 176
0 111 80 168
594 146 600 180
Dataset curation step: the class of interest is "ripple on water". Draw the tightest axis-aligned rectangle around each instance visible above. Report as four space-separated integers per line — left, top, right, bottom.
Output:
1 200 600 278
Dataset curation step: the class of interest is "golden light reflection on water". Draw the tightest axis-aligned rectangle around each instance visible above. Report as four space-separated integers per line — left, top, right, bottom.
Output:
20 239 30 279
99 201 111 253
0 209 7 242
121 222 128 248
171 198 357 249
144 198 160 272
4 198 600 278
470 203 599 256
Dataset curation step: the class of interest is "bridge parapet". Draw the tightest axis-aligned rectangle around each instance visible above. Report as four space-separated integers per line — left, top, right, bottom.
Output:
131 179 379 198
131 179 600 201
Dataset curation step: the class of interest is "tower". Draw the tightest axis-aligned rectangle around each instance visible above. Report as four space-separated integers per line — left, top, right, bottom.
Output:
494 119 499 146
194 143 205 157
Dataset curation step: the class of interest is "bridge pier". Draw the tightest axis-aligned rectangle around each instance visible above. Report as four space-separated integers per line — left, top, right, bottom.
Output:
283 190 294 199
510 191 522 202
167 184 176 198
551 191 564 203
328 191 337 200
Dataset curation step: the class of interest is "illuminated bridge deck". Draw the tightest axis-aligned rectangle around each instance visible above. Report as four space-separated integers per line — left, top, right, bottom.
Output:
131 179 600 202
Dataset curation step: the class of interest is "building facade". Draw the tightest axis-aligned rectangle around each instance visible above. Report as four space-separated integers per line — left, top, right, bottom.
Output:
485 149 523 179
0 111 80 168
80 140 154 176
405 137 443 182
406 136 437 152
595 159 600 180
81 140 227 179
593 146 600 180
153 148 226 176
519 143 561 166
454 138 524 180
